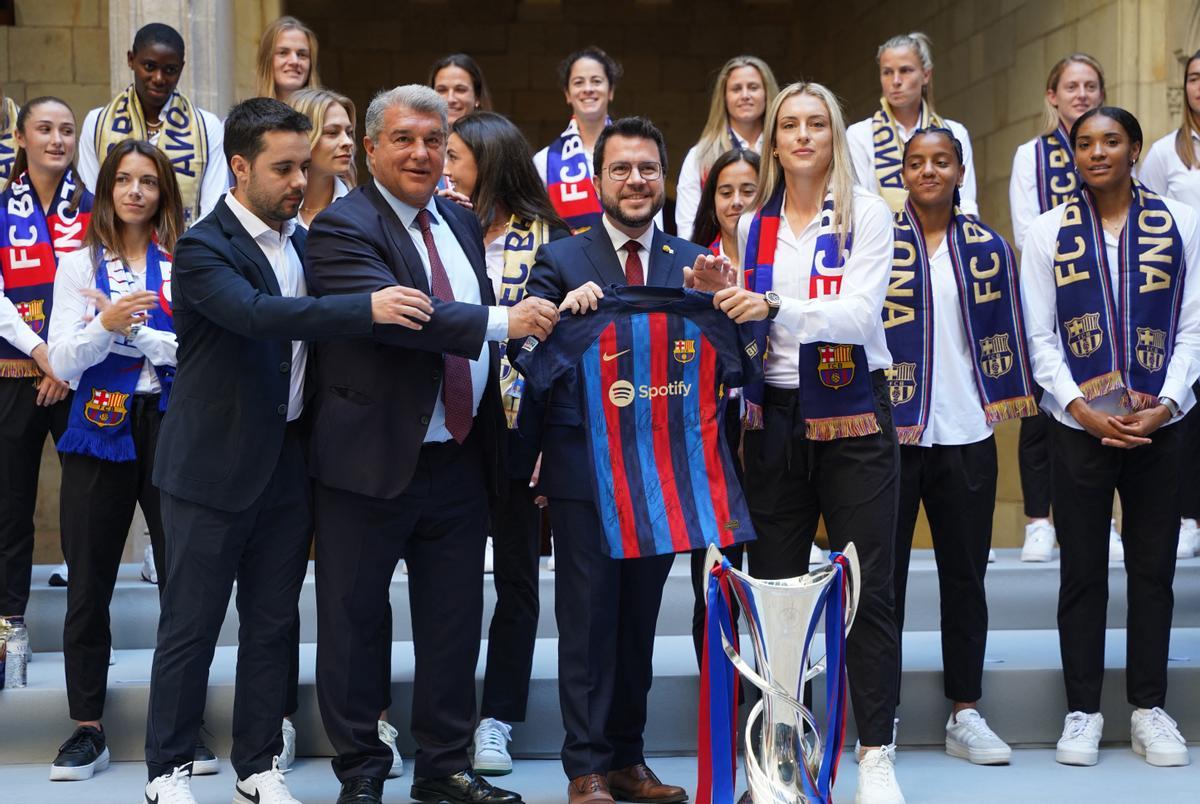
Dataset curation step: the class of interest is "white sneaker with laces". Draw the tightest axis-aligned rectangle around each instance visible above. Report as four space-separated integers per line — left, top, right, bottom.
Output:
378 720 404 778
1131 707 1190 766
278 717 296 770
141 543 158 584
144 765 197 804
853 718 899 763
472 717 513 775
484 537 494 574
1020 520 1054 562
1056 711 1103 766
1109 521 1124 562
1178 518 1198 559
547 553 555 571
945 709 1011 765
809 543 828 567
234 756 300 803
48 561 68 587
855 744 905 804
109 646 116 666
987 548 997 563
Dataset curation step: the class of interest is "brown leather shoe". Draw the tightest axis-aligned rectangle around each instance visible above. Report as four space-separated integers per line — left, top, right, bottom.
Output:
606 763 688 803
569 773 615 804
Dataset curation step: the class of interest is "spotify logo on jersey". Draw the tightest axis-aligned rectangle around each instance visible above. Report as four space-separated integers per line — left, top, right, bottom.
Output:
607 380 693 408
608 380 636 408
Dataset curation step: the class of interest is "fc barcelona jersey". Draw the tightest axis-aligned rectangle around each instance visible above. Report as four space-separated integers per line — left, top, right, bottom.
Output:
516 286 762 559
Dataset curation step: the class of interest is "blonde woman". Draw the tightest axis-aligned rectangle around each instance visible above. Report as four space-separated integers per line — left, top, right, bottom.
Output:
255 16 321 101
711 82 905 804
286 88 355 229
674 56 778 240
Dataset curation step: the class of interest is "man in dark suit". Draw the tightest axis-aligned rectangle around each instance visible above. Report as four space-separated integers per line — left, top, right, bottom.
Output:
143 98 433 804
303 85 558 804
521 117 705 804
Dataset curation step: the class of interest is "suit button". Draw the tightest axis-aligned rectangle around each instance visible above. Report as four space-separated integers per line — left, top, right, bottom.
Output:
431 369 441 381
277 404 287 415
420 414 430 426
280 361 290 373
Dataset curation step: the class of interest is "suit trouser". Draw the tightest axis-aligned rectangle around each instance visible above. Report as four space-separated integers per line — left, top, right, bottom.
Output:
62 394 166 721
0 377 69 615
894 437 996 705
314 434 489 782
1018 409 1053 519
145 425 311 780
743 375 901 746
1052 420 1181 713
549 498 674 778
481 478 542 723
1179 382 1200 520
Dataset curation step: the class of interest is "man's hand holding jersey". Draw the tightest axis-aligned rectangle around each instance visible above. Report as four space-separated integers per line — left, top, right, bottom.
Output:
508 295 561 340
560 281 605 314
713 287 770 324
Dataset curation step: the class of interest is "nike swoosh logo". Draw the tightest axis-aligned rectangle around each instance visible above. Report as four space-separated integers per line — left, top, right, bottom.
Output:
602 349 631 362
235 784 261 804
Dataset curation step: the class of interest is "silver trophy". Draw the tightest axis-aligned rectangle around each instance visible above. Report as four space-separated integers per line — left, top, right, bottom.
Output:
702 543 860 803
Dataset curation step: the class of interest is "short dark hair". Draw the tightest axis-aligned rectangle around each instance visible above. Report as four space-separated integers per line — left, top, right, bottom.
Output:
558 46 623 90
132 23 185 57
1070 105 1143 151
224 97 312 169
593 117 668 178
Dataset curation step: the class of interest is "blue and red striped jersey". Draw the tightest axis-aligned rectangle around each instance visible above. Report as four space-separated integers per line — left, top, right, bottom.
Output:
516 286 761 559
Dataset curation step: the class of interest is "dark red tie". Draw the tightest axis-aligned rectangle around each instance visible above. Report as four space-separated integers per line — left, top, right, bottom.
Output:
623 241 644 286
416 209 473 443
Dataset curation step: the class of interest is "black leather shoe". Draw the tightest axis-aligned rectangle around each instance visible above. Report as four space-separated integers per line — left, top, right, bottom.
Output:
337 776 384 803
411 769 522 803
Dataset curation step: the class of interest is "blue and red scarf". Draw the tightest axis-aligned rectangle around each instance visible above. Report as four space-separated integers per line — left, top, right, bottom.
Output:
884 200 1037 444
743 187 879 440
545 117 607 235
57 245 174 462
1035 122 1080 213
0 168 93 376
1053 182 1186 410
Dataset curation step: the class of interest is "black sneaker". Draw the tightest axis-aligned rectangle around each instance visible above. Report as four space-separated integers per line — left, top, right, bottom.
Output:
192 739 219 775
337 776 384 803
48 562 68 587
50 725 109 781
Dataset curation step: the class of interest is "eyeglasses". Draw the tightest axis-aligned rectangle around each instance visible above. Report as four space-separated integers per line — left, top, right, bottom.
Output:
605 161 662 181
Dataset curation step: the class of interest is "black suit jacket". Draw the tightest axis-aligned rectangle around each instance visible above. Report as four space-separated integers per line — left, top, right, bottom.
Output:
303 183 505 500
520 223 708 500
153 196 373 512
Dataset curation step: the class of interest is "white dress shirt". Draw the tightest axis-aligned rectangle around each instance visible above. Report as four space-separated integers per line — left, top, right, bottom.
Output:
78 104 228 225
1008 138 1048 252
601 214 657 274
1139 130 1200 210
484 234 505 299
373 180 509 443
224 192 308 421
847 115 978 216
737 188 895 388
533 142 665 229
47 248 177 392
1019 196 1200 429
674 130 763 241
295 176 351 231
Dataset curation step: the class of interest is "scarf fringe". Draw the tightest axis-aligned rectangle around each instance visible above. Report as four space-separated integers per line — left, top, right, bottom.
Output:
1124 389 1160 412
896 425 924 445
984 395 1039 424
56 429 138 463
1079 370 1125 401
0 359 39 378
805 412 881 442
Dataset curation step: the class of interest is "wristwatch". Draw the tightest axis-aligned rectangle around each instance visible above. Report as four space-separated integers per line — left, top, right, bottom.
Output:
764 291 782 321
1159 396 1180 418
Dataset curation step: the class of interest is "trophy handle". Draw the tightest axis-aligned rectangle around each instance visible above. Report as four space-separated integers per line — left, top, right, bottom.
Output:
840 542 862 636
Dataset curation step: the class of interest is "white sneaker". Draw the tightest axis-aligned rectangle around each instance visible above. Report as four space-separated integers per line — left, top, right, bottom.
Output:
378 720 403 779
1020 520 1055 562
140 543 158 584
809 543 828 567
472 717 513 775
278 717 296 771
109 647 116 666
853 718 899 763
1056 711 1103 766
1131 707 1190 766
234 757 300 803
483 537 494 574
400 559 408 575
855 744 905 804
987 548 997 563
1109 521 1124 562
48 561 68 586
945 709 1011 765
547 553 555 572
144 765 198 804
1178 519 1198 559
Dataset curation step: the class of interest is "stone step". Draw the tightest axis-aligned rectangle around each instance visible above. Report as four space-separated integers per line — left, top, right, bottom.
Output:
2 628 1198 765
19 550 1200 653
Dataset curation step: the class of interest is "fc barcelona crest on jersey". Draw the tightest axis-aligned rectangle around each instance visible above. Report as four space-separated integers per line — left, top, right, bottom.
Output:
15 299 45 335
979 333 1014 379
84 388 130 428
1065 312 1103 359
885 362 916 405
1136 327 1167 372
817 344 855 390
672 339 696 363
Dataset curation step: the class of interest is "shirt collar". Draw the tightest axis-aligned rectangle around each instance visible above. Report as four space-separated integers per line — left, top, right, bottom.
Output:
374 179 439 231
225 191 296 241
601 213 656 259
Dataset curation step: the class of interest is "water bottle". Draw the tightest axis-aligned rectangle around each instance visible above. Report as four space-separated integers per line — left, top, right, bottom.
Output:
2 616 28 689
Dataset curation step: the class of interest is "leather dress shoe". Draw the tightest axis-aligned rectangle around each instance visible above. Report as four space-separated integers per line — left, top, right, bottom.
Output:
411 769 522 803
569 773 616 803
607 763 688 803
337 776 384 803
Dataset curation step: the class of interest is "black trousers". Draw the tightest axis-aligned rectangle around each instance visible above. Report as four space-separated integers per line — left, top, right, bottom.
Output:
894 437 996 705
145 425 311 780
1018 410 1053 519
481 478 542 723
742 374 900 746
62 394 166 722
1052 420 1181 713
314 434 489 782
1179 382 1200 520
550 498 674 778
0 377 69 615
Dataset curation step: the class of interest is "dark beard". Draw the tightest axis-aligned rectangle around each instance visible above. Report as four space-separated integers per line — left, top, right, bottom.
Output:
600 190 664 230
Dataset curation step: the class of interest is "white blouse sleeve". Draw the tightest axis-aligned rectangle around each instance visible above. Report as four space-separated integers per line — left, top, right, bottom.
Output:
674 145 703 241
1137 138 1172 196
1009 141 1040 252
77 109 102 194
846 119 876 192
949 119 979 216
198 110 229 221
1159 200 1200 406
47 250 117 384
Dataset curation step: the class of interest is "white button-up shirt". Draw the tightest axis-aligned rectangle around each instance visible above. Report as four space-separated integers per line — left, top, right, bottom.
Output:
1139 130 1200 211
601 214 656 275
1009 137 1053 252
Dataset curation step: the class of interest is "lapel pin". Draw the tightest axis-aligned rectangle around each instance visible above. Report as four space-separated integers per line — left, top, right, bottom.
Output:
662 244 674 255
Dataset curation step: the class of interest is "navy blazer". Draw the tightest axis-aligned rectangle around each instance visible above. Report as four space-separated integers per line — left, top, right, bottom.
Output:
520 223 708 501
303 182 505 500
153 195 373 513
